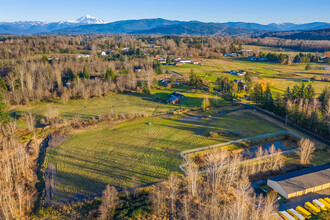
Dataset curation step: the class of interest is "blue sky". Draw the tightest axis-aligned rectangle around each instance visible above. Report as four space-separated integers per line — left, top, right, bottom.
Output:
1 0 329 24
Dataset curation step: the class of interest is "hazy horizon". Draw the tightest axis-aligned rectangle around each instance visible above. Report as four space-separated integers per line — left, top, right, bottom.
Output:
1 15 329 25
1 0 329 24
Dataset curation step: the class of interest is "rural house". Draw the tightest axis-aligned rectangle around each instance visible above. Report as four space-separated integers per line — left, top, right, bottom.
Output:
167 92 185 104
234 78 245 83
179 59 192 63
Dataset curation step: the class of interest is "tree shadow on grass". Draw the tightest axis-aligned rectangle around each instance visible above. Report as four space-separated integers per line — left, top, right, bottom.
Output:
8 110 45 128
51 140 185 192
55 170 106 198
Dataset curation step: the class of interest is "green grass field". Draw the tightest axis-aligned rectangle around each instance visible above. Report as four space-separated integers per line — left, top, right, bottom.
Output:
165 57 329 93
241 45 316 55
9 86 225 127
47 110 281 198
203 111 281 137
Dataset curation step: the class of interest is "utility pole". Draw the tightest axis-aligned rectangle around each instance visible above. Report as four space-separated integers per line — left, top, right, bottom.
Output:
285 115 288 126
268 93 270 102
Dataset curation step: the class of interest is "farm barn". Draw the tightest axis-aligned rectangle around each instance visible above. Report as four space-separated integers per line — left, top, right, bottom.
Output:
168 95 180 104
267 164 330 199
167 92 185 104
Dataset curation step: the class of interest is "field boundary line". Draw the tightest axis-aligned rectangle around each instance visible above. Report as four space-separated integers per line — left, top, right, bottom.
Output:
179 131 302 174
180 131 301 156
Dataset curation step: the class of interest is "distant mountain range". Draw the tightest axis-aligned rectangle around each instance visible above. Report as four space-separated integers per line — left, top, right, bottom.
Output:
0 15 105 35
260 28 330 40
0 16 329 39
52 18 183 35
131 22 262 36
73 15 105 24
221 22 330 32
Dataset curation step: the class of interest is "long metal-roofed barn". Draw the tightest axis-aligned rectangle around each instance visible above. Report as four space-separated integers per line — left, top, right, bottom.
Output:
267 163 330 199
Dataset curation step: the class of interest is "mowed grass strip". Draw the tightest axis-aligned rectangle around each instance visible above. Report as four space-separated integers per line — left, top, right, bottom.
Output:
48 110 281 197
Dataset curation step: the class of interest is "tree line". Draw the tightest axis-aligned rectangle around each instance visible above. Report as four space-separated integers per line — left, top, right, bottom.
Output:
250 83 329 138
0 54 156 106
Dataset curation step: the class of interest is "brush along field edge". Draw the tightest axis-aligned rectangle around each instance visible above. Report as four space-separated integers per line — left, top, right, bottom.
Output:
179 130 302 174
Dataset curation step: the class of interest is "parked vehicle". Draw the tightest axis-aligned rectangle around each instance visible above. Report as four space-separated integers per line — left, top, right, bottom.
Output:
313 199 327 211
304 202 321 215
295 206 311 219
325 197 330 204
287 208 305 220
279 211 296 220
319 198 330 209
275 195 281 201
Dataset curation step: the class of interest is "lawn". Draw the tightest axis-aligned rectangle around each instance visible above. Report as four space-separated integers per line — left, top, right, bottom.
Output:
165 58 329 93
47 109 281 198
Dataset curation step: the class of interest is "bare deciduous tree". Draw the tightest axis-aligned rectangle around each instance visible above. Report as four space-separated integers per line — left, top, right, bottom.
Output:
26 112 35 132
98 185 119 220
297 138 316 164
186 160 199 198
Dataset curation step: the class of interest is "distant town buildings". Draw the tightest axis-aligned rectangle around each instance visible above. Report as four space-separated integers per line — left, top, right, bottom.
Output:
223 53 238 57
179 59 192 63
230 70 246 76
234 78 245 83
258 57 268 61
248 56 268 61
77 54 90 59
155 56 198 66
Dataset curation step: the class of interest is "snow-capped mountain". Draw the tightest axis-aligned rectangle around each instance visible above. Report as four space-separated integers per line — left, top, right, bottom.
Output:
0 16 329 35
74 15 105 24
0 15 106 34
